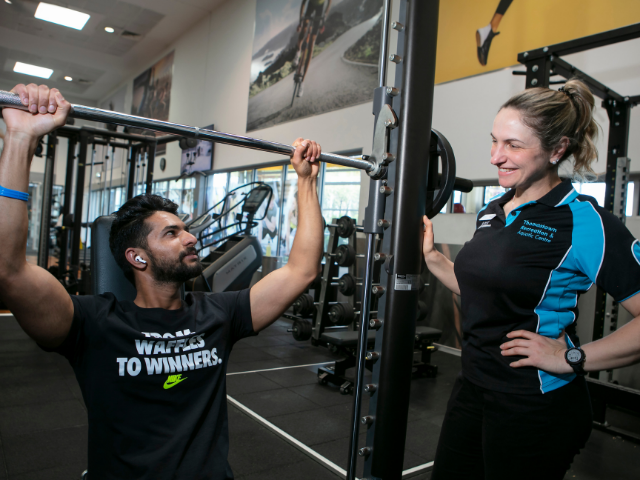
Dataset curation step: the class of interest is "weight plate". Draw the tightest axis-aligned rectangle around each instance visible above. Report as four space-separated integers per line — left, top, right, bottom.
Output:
336 215 356 238
335 244 356 267
328 302 355 326
293 293 315 317
337 274 356 296
292 319 312 341
425 129 457 219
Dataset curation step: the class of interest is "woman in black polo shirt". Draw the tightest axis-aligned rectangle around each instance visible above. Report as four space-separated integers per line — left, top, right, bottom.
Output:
422 78 640 480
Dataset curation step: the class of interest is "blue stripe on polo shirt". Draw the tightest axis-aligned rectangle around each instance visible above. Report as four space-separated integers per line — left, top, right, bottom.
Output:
534 246 579 393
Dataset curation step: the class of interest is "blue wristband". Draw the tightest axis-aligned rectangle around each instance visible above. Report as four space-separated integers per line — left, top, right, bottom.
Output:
0 185 29 202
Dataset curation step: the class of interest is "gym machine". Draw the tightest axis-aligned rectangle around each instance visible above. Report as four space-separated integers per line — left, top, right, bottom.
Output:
0 1 472 475
515 22 640 443
31 124 181 295
287 215 441 396
185 182 272 293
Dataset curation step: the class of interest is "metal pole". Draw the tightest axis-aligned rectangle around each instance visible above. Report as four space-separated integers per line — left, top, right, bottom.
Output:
83 146 96 265
108 144 116 213
146 142 157 194
37 132 57 268
372 1 440 478
71 131 89 267
59 136 77 273
346 233 376 480
378 0 392 87
125 146 136 201
346 1 394 478
0 90 374 173
101 142 110 216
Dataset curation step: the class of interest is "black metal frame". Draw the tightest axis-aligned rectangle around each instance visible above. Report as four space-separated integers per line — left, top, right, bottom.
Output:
519 22 640 440
39 125 179 293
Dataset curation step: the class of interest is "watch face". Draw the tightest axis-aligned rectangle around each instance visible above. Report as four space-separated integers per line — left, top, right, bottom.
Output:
567 349 582 363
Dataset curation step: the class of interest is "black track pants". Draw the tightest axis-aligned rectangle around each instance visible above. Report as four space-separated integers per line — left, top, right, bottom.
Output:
495 0 513 16
431 373 592 480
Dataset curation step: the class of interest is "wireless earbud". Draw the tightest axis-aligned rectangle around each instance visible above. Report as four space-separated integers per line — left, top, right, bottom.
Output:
135 255 147 264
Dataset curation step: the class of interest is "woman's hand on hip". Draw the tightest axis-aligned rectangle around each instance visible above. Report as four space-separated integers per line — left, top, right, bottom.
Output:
501 330 573 374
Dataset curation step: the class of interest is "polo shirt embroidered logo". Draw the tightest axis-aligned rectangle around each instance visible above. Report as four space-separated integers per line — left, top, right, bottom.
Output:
164 374 187 389
517 220 556 243
478 221 492 229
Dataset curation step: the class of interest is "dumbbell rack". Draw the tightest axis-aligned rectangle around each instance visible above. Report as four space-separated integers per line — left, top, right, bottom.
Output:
313 218 360 340
285 216 363 341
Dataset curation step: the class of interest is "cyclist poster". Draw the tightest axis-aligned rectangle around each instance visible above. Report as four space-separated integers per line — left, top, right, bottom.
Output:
248 0 384 132
131 51 174 153
248 0 640 132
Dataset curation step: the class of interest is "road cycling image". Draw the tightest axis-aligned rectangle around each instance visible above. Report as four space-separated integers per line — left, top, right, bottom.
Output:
247 0 383 131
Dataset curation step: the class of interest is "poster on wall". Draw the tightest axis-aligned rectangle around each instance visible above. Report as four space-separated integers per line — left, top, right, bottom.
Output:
131 51 175 154
247 0 640 133
436 0 640 85
247 0 384 132
99 85 127 132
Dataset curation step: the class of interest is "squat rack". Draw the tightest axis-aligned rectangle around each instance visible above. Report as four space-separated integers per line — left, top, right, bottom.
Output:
34 125 179 285
517 22 640 442
0 1 444 477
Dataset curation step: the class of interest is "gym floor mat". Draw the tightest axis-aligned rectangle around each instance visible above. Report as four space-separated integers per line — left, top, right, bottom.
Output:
1 316 640 479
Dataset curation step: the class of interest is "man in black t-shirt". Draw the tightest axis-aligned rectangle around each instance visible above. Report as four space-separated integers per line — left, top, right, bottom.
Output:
0 84 325 479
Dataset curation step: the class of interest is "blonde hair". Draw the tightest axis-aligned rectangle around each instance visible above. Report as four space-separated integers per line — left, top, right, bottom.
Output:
501 78 599 180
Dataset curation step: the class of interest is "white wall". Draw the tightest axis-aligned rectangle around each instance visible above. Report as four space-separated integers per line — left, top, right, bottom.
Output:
91 0 640 186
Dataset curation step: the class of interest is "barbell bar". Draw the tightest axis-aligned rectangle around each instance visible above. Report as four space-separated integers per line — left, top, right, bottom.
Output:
0 90 375 173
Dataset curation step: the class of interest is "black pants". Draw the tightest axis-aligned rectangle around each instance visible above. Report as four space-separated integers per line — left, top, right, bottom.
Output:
495 0 513 16
431 373 592 480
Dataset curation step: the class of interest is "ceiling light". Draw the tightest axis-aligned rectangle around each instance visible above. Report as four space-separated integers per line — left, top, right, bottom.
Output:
64 76 73 81
104 26 115 33
35 2 90 30
13 62 53 79
5 1 13 5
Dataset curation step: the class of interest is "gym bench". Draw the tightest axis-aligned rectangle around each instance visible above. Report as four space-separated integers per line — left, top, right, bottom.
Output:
316 326 441 395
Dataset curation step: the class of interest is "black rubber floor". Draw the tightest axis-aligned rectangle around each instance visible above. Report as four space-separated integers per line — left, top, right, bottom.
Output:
1 315 640 479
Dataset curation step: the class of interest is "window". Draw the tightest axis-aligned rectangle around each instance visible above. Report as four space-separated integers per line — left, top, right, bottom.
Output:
204 173 229 214
255 166 284 256
321 164 361 223
153 180 169 198
280 165 299 258
572 182 605 208
626 182 635 216
228 170 253 190
225 170 254 232
160 177 197 220
484 186 508 204
180 177 196 218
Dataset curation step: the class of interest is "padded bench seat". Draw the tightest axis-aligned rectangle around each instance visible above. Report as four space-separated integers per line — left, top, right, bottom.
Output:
320 326 441 348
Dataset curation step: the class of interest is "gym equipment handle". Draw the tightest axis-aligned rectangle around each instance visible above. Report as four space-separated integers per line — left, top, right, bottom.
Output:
453 176 474 193
0 90 375 173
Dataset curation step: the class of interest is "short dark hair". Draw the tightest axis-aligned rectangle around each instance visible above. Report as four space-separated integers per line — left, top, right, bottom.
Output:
109 194 179 282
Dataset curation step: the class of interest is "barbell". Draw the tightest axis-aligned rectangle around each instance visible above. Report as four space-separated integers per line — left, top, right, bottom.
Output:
0 90 374 173
0 91 473 210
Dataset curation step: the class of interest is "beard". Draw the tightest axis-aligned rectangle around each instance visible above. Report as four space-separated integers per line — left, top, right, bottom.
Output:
146 246 204 284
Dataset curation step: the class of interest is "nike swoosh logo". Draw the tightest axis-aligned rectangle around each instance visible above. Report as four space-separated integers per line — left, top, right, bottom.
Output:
164 376 187 389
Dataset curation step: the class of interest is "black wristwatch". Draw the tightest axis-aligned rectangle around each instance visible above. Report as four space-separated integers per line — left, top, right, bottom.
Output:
565 347 587 376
